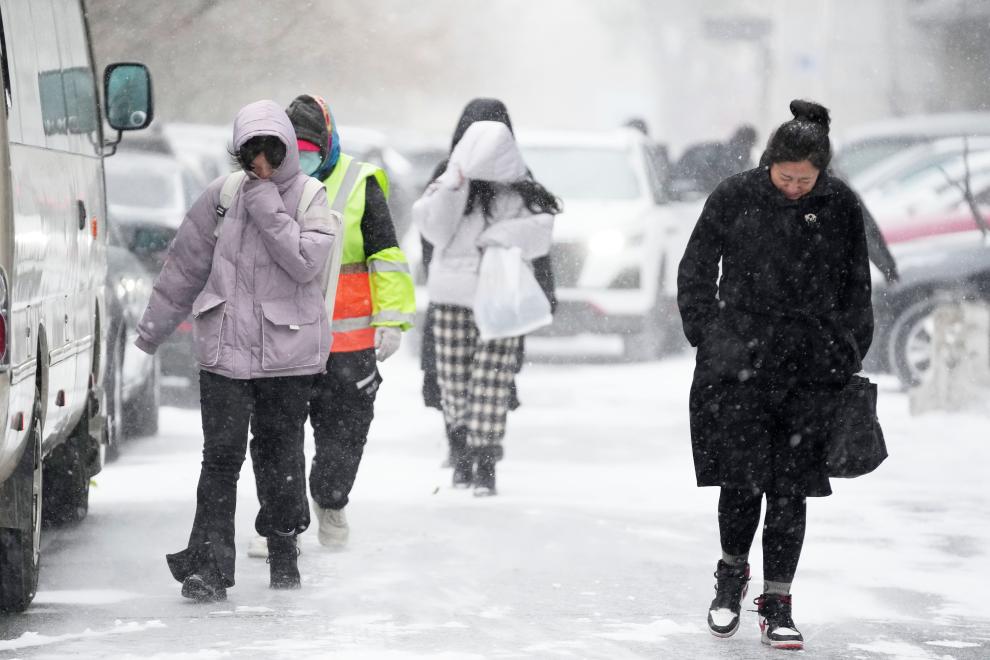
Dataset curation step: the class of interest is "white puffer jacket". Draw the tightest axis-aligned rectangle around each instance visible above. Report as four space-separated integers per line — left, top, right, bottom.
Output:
413 121 554 308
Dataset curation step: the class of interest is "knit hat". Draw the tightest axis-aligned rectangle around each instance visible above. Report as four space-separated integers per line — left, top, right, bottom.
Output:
286 94 340 175
297 139 320 152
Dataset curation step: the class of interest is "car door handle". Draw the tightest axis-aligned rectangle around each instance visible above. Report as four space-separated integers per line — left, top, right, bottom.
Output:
77 200 87 231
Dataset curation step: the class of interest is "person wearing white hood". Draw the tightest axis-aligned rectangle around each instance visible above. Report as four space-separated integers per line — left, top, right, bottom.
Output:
413 102 558 495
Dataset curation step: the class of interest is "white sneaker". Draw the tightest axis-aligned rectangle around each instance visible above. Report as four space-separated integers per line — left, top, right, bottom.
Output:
315 505 349 548
246 534 268 558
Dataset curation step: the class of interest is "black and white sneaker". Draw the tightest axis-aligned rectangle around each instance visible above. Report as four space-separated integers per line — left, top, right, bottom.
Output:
707 560 750 637
755 593 804 650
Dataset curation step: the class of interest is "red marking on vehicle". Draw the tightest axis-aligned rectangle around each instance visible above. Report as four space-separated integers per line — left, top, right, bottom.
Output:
881 212 982 244
177 321 193 333
55 390 66 407
11 412 24 431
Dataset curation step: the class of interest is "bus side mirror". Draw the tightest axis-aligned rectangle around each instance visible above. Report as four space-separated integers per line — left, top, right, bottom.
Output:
104 63 153 131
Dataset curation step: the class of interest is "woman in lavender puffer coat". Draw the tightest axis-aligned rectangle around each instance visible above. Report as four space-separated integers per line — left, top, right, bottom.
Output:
135 100 336 601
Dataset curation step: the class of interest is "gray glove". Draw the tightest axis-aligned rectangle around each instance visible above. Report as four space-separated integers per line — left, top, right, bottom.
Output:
374 326 402 362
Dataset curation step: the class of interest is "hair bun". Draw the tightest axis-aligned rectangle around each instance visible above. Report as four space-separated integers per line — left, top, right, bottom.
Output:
789 99 831 130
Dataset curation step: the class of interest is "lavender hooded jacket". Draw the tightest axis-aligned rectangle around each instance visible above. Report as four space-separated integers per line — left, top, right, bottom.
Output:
135 100 336 379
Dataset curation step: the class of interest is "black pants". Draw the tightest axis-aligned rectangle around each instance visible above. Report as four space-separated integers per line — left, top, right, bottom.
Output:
167 371 312 588
306 349 381 510
718 487 807 584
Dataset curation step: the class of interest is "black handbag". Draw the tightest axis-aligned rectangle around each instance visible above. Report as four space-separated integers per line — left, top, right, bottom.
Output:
826 375 888 478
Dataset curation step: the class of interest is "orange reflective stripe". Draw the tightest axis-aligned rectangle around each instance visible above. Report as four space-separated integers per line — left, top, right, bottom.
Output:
331 327 376 352
332 272 372 320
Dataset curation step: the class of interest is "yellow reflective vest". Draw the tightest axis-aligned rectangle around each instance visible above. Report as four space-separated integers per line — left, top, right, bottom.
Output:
322 153 415 351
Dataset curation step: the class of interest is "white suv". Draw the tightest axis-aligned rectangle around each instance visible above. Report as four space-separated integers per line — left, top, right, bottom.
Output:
517 129 690 358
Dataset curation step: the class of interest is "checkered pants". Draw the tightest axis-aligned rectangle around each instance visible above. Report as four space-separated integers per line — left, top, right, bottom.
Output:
433 305 521 447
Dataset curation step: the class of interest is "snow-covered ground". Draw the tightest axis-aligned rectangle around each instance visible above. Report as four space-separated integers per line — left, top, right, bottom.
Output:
1 350 988 659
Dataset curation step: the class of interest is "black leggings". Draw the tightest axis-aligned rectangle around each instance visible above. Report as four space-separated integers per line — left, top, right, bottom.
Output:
718 487 807 584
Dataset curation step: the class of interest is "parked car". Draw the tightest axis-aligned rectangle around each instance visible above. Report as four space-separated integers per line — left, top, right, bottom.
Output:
104 150 203 393
516 128 687 358
861 148 990 221
835 111 990 179
865 193 990 386
105 223 159 454
0 0 152 613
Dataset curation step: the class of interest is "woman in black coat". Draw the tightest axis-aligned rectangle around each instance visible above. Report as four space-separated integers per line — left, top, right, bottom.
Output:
677 100 873 650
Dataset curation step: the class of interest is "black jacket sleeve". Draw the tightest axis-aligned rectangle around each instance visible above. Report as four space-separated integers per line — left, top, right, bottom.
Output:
860 199 898 283
834 192 875 359
361 177 399 257
677 187 726 347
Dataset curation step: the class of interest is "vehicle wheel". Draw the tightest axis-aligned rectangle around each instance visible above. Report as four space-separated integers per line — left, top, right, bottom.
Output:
105 331 125 462
41 417 92 528
887 298 938 388
0 391 43 612
124 353 159 438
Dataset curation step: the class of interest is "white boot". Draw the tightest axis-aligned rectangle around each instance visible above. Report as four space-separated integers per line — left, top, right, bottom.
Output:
315 504 349 548
246 535 268 558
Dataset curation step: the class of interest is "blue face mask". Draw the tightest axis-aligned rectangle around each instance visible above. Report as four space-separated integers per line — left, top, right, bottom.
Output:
299 151 322 176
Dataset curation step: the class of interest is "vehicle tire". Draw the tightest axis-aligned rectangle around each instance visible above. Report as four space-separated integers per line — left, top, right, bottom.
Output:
0 391 43 613
41 418 92 528
105 330 125 462
887 297 938 388
124 353 159 439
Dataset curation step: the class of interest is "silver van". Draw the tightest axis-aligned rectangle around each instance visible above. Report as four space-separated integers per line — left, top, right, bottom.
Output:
0 0 152 612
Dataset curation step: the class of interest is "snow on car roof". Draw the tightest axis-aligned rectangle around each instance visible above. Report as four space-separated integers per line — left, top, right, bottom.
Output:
841 112 990 144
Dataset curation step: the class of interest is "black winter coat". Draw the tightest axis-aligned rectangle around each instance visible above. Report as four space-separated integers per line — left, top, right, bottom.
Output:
677 167 873 496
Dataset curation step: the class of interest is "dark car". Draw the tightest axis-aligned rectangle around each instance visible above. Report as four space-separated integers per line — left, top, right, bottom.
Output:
868 210 990 387
105 150 205 401
106 223 160 453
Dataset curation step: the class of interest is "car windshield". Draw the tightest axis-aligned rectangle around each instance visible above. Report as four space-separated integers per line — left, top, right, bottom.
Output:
106 165 180 210
835 137 925 178
520 146 641 201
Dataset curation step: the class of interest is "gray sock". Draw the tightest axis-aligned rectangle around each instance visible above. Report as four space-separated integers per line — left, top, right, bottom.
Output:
764 580 791 595
721 552 749 567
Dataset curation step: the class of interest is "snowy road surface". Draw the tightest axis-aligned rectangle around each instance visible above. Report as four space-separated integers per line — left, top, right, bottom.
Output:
1 351 988 659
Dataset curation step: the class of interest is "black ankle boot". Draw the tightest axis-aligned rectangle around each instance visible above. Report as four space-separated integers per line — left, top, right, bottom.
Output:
473 447 498 497
169 544 227 602
450 427 473 488
180 569 227 602
267 534 300 589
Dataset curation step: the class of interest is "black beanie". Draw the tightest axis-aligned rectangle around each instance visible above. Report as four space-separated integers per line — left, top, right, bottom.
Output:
286 95 330 161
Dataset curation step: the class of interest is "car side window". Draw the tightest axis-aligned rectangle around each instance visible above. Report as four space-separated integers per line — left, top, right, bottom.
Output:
0 0 43 144
52 0 99 155
32 0 69 151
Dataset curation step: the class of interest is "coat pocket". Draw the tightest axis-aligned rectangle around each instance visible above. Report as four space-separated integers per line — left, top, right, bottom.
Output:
259 300 322 371
191 293 227 367
697 320 754 382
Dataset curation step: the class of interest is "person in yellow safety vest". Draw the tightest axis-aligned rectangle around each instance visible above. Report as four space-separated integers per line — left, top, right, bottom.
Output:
246 94 415 557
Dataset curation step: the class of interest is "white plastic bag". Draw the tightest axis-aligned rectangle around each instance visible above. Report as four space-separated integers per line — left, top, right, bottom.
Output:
473 246 553 341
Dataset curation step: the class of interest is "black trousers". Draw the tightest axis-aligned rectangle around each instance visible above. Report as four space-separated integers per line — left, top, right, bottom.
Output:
167 371 312 588
306 349 381 510
717 487 807 584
